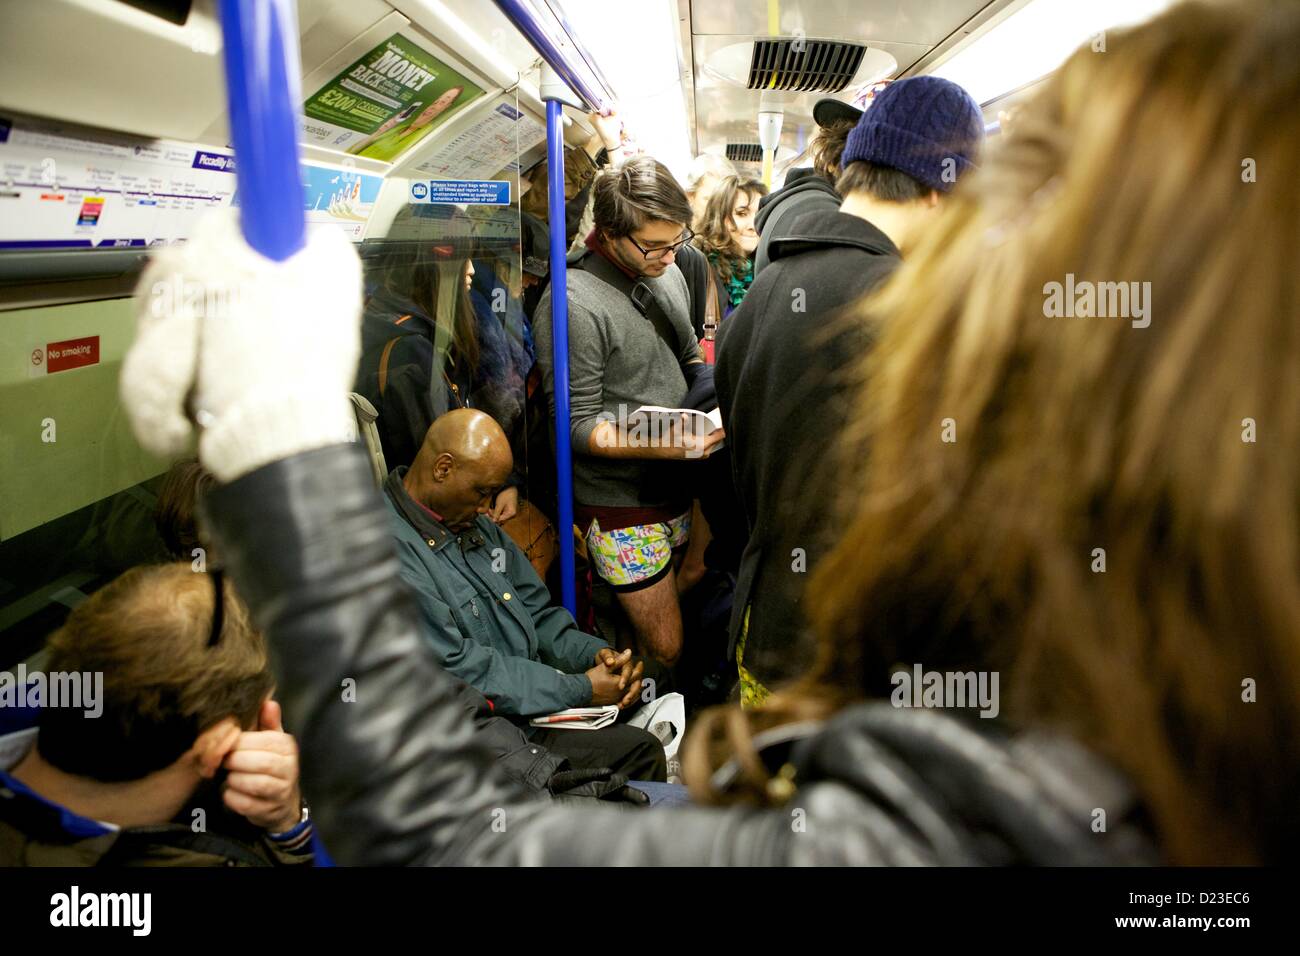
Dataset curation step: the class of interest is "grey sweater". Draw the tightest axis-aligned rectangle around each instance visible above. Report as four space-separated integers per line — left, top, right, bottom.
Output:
535 263 699 509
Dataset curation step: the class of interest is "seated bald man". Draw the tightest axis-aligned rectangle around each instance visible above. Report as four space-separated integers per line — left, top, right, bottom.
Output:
383 409 667 781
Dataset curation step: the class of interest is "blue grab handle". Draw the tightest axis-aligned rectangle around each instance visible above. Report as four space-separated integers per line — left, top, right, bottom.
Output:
217 0 306 261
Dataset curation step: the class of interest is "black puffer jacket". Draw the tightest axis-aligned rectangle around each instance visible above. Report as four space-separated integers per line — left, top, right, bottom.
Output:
203 443 1158 866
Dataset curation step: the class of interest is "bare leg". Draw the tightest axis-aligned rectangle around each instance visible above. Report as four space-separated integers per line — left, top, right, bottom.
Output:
676 500 710 596
615 570 684 666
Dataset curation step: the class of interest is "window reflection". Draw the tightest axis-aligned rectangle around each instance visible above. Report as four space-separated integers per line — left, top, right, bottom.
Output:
355 204 534 478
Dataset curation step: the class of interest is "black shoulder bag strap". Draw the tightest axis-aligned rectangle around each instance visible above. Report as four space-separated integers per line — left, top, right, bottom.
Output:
571 249 692 362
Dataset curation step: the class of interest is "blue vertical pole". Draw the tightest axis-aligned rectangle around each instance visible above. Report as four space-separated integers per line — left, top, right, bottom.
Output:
545 99 577 617
217 0 305 261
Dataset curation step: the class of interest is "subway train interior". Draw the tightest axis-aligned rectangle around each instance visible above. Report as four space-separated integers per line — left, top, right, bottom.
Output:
0 0 1296 893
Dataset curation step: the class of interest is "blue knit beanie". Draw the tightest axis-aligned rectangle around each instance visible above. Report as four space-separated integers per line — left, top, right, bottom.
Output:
841 76 984 194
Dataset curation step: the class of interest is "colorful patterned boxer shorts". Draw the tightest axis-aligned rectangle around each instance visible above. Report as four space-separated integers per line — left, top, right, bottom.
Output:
585 510 692 591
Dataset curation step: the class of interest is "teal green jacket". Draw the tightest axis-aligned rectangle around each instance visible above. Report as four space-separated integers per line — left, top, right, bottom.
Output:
384 470 605 716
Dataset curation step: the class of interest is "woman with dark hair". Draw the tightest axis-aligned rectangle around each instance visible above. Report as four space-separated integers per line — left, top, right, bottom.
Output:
354 213 483 470
127 0 1300 865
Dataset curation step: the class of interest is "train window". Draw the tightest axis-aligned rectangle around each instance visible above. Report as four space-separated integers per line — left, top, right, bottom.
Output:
0 84 566 665
356 199 532 472
351 90 560 577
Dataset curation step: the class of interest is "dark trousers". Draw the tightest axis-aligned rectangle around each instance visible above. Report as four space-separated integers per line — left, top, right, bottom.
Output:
526 724 667 782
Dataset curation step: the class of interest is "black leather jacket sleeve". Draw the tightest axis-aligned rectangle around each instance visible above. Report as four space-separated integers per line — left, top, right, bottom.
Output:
202 444 913 865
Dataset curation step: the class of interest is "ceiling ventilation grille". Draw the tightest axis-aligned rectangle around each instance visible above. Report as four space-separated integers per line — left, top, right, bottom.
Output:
725 143 764 163
747 39 867 93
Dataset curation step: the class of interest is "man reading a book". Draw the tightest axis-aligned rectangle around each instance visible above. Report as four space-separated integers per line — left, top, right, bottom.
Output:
383 408 667 781
533 157 725 668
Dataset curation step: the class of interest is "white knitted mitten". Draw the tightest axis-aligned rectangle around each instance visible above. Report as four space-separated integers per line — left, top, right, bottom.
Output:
121 209 363 482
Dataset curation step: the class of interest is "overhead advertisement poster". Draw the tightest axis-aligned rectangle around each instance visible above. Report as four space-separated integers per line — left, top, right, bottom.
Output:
413 99 546 180
232 162 384 241
300 164 384 240
302 31 485 163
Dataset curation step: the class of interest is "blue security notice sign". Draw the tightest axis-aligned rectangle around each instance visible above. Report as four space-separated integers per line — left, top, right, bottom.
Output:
409 179 510 205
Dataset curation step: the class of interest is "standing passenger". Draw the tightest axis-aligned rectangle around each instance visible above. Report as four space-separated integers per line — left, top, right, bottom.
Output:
520 111 625 250
752 98 858 275
691 175 768 324
715 77 984 704
682 152 737 225
677 154 740 340
534 157 723 666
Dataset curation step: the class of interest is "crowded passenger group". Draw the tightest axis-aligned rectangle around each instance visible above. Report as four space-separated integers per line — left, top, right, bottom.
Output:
2 0 1296 868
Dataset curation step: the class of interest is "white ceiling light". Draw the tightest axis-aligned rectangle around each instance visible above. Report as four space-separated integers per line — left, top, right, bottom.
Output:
927 0 1178 105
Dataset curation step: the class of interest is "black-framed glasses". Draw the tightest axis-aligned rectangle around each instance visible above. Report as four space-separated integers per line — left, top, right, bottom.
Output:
625 228 694 261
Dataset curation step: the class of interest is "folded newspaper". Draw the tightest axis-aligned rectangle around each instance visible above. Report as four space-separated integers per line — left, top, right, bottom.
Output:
529 705 620 730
